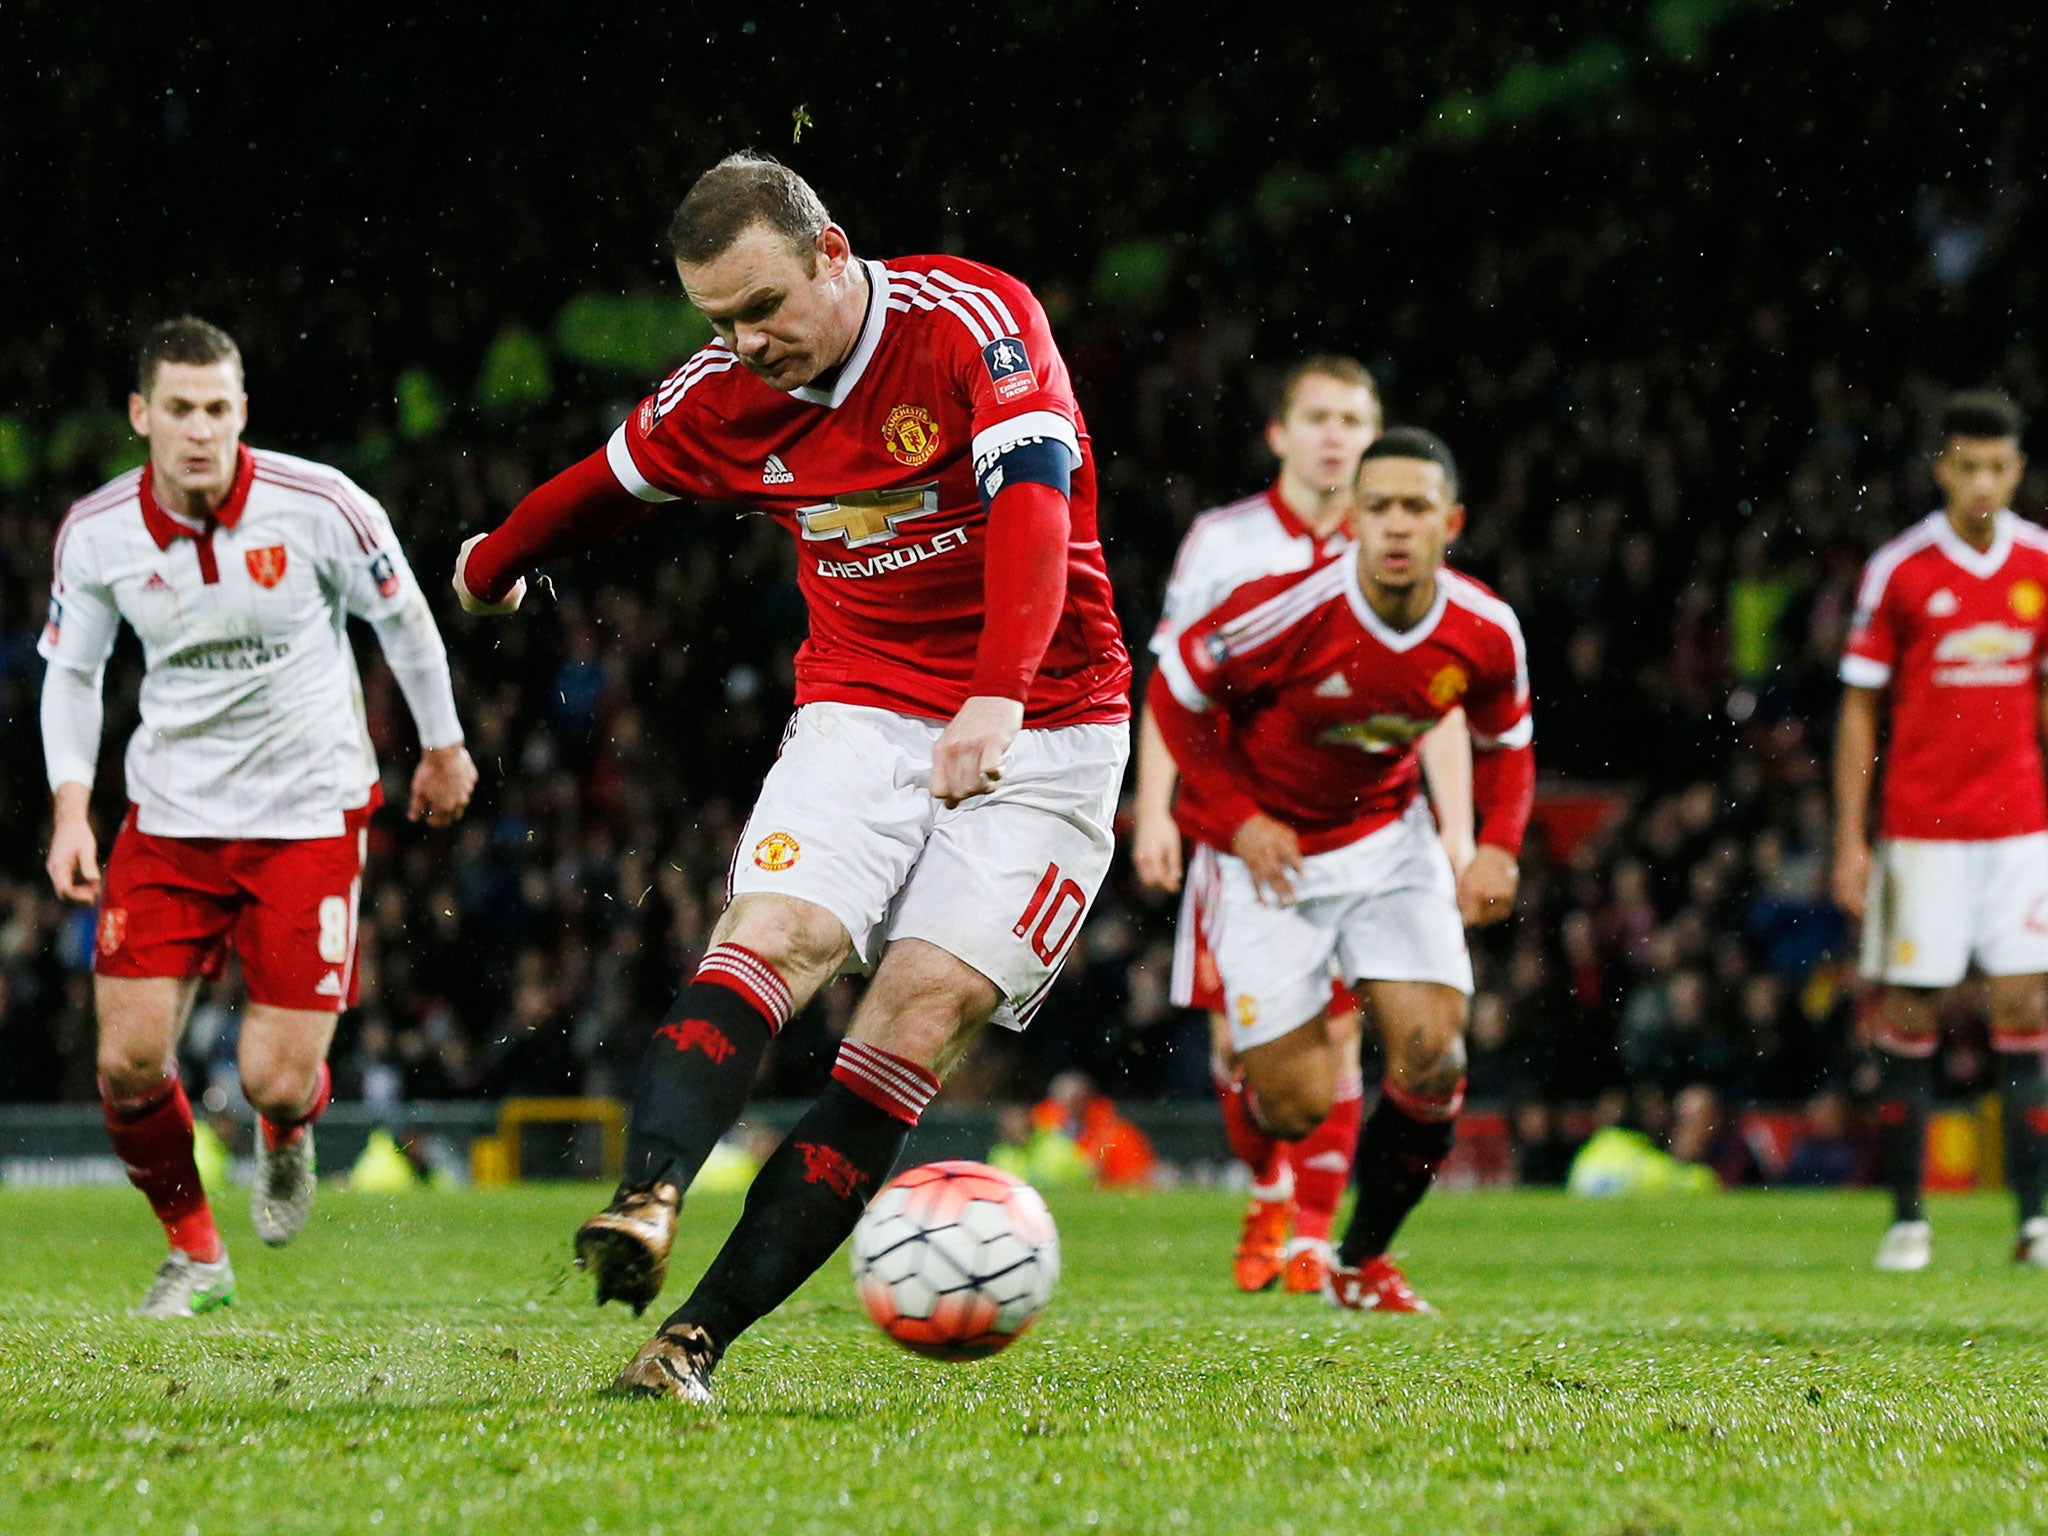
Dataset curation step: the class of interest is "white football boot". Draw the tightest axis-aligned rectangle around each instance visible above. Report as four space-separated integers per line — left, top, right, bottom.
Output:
2015 1216 2048 1269
252 1130 317 1247
1873 1218 1932 1272
134 1251 235 1318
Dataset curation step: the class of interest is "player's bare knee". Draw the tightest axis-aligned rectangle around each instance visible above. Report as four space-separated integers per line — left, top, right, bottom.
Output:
1989 980 2048 1041
712 893 850 1002
854 940 999 1074
96 1043 173 1101
1393 1033 1467 1101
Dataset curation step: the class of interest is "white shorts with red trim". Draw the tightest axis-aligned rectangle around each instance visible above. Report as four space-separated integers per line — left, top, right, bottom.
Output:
1208 798 1471 1053
1861 833 2048 989
1171 843 1364 1019
728 703 1128 1031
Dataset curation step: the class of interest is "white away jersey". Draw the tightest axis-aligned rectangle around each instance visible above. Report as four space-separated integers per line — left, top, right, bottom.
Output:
1150 485 1351 656
41 447 439 838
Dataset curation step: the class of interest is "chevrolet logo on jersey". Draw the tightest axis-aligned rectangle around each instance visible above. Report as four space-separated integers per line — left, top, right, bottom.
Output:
1320 714 1436 754
797 485 941 549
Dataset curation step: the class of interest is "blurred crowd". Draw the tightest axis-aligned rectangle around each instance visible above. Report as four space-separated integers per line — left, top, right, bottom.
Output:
2 6 2044 1185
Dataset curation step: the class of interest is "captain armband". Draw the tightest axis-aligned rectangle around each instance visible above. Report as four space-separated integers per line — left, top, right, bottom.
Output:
974 435 1073 511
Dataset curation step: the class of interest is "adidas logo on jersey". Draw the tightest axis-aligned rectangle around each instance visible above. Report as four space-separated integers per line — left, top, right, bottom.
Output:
1927 588 1959 617
762 454 794 486
314 971 344 997
1315 671 1353 698
143 573 172 593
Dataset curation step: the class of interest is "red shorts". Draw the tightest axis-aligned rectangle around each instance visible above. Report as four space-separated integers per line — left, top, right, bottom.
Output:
94 797 376 1013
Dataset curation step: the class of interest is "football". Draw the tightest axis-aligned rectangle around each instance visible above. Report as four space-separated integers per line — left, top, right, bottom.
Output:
849 1160 1061 1360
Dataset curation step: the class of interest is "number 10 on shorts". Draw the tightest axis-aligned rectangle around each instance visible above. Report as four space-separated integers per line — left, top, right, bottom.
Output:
1014 863 1087 965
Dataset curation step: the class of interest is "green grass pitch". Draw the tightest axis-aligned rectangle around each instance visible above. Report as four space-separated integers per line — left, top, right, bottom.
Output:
3 1183 2045 1535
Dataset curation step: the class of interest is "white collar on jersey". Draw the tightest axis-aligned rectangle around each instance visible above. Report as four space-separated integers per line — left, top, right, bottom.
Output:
792 259 891 410
1930 508 2016 579
1341 556 1449 652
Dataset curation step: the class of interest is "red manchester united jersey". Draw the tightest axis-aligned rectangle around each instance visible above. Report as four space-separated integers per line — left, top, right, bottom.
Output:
1158 558 1532 854
1841 510 2048 840
607 255 1129 728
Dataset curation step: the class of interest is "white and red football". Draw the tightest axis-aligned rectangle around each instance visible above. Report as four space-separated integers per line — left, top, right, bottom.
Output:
849 1159 1060 1361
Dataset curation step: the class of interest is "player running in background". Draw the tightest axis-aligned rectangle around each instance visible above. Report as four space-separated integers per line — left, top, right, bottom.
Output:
40 317 476 1317
1151 428 1530 1312
454 154 1130 1399
1833 389 2048 1272
1132 359 1473 1295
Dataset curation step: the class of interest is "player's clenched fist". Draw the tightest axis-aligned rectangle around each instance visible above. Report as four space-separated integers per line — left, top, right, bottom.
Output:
1231 812 1303 906
932 695 1024 807
409 743 480 828
1456 844 1520 928
452 533 526 616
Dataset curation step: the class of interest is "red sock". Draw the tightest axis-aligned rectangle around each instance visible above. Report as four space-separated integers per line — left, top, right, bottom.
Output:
102 1076 222 1263
260 1059 332 1152
1213 1058 1286 1190
1289 1069 1364 1242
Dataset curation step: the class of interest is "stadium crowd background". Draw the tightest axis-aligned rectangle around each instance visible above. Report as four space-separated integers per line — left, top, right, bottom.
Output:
1 4 2042 1183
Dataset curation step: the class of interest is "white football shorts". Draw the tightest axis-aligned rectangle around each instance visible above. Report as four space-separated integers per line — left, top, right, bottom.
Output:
728 702 1128 1030
1207 798 1472 1052
1860 833 2048 987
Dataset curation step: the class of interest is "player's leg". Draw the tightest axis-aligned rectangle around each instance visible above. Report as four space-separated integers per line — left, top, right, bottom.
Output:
230 815 375 1247
94 818 238 1316
1320 802 1473 1313
235 1005 339 1246
1179 848 1293 1287
1282 998 1366 1293
1971 834 2048 1263
612 717 1127 1397
1986 973 2048 1262
579 706 938 1310
1863 838 1965 1270
1330 980 1467 1314
619 939 994 1399
98 974 232 1313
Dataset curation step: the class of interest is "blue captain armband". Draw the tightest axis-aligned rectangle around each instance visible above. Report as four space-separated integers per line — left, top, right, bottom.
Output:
974 435 1073 511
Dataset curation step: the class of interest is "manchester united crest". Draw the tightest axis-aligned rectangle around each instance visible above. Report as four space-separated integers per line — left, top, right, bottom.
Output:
753 831 801 872
1427 664 1471 709
2010 579 2046 624
245 545 289 589
882 403 940 468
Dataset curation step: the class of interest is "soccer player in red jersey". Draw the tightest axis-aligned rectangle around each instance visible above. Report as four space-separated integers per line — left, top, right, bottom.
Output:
453 155 1131 1397
1151 429 1530 1313
41 318 477 1316
1132 359 1474 1295
1833 390 2048 1272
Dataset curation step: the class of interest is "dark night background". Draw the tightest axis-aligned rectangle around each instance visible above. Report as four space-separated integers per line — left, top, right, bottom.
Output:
1 3 2042 1179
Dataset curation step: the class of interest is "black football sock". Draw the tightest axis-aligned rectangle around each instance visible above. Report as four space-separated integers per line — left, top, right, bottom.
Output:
621 945 793 1191
1875 1047 1933 1224
1336 1078 1461 1268
669 1041 937 1352
1998 1047 2048 1225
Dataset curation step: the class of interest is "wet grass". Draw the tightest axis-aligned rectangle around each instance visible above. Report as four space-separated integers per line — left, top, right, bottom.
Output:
3 1182 2046 1534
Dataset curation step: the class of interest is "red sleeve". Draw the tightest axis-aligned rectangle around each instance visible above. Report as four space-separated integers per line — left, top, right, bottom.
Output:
463 449 651 603
929 260 1081 455
1840 554 1901 688
1147 669 1264 839
968 481 1069 700
1473 743 1535 855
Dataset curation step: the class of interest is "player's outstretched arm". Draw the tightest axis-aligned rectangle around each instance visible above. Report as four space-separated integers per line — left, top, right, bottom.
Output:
1131 696 1185 892
46 781 100 904
1831 685 1883 919
453 449 650 616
